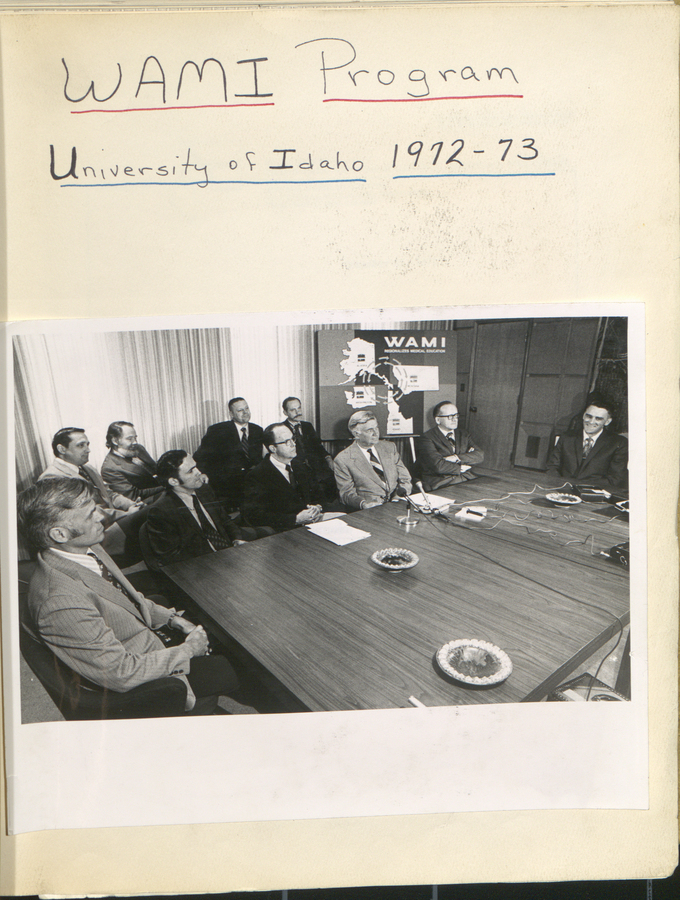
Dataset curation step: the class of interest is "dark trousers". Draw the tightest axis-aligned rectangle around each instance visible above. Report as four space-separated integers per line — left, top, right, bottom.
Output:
187 655 239 701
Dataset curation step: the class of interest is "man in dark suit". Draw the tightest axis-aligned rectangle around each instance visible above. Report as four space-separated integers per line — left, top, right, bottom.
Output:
282 396 337 500
416 401 485 491
101 421 164 503
241 423 323 532
333 411 412 510
194 397 264 508
547 399 628 489
146 450 257 567
18 477 238 715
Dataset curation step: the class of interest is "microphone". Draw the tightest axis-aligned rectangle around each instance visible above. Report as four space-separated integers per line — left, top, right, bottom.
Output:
416 481 435 514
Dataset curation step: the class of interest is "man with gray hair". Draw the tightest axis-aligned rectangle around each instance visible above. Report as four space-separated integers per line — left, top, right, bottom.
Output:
333 410 412 510
17 478 239 716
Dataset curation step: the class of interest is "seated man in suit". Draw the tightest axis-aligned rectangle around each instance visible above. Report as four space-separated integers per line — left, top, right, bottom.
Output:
101 421 164 503
547 398 628 489
40 427 141 517
416 401 485 491
194 397 264 508
282 396 337 500
40 427 144 557
17 478 238 715
146 449 258 567
333 410 412 510
241 423 323 532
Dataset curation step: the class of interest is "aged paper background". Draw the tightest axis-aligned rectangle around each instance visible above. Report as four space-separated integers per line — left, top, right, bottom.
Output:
0 3 677 892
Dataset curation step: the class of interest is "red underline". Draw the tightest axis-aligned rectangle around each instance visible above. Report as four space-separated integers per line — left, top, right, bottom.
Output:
323 95 523 103
71 102 275 114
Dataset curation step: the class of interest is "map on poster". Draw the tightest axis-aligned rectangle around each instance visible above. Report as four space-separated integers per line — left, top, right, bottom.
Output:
317 329 457 440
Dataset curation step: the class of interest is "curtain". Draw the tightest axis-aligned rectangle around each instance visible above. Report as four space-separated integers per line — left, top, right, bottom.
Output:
13 317 438 493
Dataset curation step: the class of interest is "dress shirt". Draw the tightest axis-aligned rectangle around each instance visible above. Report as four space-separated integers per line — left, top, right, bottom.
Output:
50 547 103 576
269 455 292 482
172 489 221 549
438 426 457 449
583 430 603 450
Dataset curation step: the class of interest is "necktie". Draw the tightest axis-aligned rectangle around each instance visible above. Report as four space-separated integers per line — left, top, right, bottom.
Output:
89 552 140 607
192 496 233 551
240 426 249 454
78 466 107 506
369 448 386 483
583 437 593 458
285 464 298 492
292 423 304 454
446 431 456 451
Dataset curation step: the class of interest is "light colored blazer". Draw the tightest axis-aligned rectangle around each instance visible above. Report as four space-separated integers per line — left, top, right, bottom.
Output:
27 546 194 706
39 458 134 511
333 440 412 509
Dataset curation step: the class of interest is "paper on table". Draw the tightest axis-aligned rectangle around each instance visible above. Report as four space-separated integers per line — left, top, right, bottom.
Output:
306 519 371 545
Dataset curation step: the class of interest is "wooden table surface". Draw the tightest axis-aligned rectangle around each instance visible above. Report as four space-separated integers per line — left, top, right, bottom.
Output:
165 470 630 711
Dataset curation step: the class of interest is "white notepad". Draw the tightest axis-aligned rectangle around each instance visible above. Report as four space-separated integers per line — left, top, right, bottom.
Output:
306 518 371 545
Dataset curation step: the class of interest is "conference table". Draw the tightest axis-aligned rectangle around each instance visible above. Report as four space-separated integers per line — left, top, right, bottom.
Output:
164 470 630 711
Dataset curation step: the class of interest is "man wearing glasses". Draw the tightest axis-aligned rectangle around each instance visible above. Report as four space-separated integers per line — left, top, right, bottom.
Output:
241 423 324 533
415 401 485 491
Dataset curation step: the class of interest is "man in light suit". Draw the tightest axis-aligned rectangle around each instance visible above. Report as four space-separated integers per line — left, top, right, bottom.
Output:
40 427 145 558
101 421 164 503
241 423 323 532
282 396 337 500
333 410 412 510
17 478 238 715
547 399 628 489
194 397 264 508
147 450 259 567
40 427 140 517
416 401 485 491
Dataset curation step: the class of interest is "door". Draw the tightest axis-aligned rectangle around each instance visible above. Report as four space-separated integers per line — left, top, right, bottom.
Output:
467 321 529 471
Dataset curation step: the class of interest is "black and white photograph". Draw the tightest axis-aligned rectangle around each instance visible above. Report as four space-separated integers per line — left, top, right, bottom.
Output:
13 312 632 723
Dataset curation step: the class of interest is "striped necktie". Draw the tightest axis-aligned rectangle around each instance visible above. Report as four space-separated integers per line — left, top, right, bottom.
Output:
369 448 386 483
240 426 249 454
446 431 456 451
192 496 233 551
583 437 594 458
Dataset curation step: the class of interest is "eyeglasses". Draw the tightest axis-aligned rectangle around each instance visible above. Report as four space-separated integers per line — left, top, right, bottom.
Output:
273 438 296 446
438 413 459 419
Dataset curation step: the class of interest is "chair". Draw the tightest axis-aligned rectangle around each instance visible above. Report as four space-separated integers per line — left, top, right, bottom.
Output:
138 520 162 572
18 562 188 720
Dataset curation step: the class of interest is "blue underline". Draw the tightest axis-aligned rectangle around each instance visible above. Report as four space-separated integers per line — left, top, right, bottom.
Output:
393 172 556 179
60 178 367 187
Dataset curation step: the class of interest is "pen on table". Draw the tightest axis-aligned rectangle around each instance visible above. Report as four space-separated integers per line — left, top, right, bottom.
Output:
408 695 427 708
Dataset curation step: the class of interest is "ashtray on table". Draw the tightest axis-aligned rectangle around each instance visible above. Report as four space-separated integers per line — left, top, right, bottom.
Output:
545 492 582 506
371 547 419 572
436 639 512 686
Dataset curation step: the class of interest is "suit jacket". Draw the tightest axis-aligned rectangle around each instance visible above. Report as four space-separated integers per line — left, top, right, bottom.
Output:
241 456 319 532
27 546 194 706
416 426 485 491
146 487 244 567
283 420 330 464
333 440 412 510
39 458 134 512
283 419 337 497
547 431 628 489
194 420 264 501
101 445 164 502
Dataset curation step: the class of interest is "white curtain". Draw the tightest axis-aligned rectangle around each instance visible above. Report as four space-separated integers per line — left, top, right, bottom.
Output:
14 318 427 492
